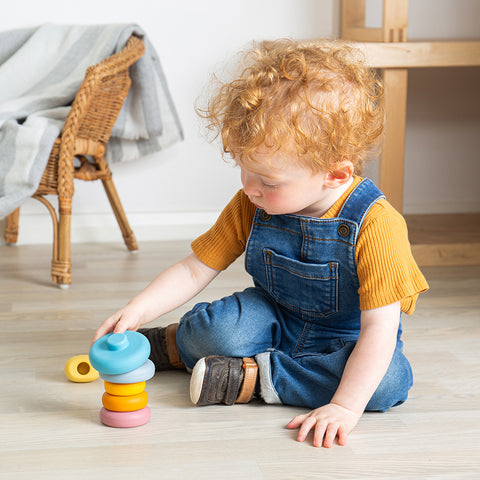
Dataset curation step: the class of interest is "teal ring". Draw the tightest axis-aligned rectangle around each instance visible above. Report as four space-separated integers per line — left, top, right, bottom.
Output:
89 331 150 375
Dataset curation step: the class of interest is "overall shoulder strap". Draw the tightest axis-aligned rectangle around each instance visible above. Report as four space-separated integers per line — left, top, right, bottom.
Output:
338 178 385 227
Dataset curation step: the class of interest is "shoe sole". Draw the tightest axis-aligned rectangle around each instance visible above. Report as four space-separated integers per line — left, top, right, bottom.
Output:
190 357 207 405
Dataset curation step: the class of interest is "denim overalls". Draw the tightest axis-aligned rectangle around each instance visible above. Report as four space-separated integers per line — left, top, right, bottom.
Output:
177 178 413 412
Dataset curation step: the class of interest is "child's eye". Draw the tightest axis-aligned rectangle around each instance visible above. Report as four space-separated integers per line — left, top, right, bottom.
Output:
262 183 279 190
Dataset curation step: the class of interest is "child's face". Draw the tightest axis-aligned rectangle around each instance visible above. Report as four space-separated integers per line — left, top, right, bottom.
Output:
237 146 342 218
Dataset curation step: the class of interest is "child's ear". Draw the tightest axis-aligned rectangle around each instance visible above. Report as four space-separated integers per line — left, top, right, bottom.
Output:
324 161 354 188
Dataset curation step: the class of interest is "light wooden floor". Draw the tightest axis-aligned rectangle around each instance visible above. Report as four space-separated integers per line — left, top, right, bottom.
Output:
1 241 479 480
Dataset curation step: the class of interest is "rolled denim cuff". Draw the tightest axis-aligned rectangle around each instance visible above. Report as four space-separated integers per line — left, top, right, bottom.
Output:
255 351 281 404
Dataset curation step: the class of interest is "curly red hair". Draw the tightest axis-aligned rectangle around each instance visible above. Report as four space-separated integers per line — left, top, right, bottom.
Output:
197 39 384 173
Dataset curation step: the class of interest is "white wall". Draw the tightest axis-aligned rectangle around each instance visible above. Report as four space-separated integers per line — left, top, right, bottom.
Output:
1 0 479 245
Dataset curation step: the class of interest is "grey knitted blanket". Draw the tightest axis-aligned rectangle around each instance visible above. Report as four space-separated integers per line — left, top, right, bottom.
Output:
0 24 183 217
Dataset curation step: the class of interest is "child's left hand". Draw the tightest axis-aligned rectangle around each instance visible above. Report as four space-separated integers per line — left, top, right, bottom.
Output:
286 403 361 448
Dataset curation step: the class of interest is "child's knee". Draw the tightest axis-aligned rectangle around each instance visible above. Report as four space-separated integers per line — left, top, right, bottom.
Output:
179 301 237 343
178 302 225 348
366 355 413 412
176 301 247 364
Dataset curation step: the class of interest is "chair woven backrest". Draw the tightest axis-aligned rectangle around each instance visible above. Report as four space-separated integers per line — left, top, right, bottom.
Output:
63 35 145 146
44 35 146 200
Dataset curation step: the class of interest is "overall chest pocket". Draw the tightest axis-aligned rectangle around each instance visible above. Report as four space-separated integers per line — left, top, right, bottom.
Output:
263 248 338 317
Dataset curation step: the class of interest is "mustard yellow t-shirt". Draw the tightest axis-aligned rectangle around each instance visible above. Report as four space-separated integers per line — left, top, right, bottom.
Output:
192 176 428 314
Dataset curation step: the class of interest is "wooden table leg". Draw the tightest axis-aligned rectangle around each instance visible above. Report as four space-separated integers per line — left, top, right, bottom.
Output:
378 68 408 213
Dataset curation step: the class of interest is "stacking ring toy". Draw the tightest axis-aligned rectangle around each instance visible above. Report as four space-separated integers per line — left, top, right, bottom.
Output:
104 381 145 396
89 331 150 375
100 406 151 428
102 391 149 412
100 359 155 384
64 355 99 383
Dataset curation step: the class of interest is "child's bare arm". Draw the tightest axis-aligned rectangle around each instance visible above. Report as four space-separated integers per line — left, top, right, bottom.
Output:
287 301 400 447
92 253 219 343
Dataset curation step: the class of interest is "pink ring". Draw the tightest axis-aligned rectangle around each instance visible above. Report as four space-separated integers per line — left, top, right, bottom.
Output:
100 406 151 428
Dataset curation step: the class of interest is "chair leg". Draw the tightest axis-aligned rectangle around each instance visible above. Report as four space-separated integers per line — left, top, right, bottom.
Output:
101 175 138 251
5 207 20 244
51 198 72 287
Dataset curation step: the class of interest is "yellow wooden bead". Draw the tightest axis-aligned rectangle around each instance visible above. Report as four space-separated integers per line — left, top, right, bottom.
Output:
104 381 145 396
65 355 99 383
102 391 148 412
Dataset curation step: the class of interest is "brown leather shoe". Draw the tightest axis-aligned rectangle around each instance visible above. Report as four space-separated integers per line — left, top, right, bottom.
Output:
138 323 185 370
190 356 258 406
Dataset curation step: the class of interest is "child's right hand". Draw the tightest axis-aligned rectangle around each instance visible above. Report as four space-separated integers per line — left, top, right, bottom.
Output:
91 304 146 345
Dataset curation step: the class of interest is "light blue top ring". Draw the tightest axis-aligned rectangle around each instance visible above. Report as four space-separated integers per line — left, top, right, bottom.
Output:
100 359 155 384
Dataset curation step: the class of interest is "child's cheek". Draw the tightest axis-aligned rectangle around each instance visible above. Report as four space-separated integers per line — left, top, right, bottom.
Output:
264 192 287 213
264 192 281 206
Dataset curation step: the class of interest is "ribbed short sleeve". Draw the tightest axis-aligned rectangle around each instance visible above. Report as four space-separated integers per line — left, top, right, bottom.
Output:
191 190 256 271
356 200 429 314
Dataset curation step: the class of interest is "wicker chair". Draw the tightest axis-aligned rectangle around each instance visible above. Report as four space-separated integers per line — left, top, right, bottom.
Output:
4 35 145 287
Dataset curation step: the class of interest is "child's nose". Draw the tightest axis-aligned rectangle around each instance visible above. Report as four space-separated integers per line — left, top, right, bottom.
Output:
241 172 261 197
243 180 261 197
